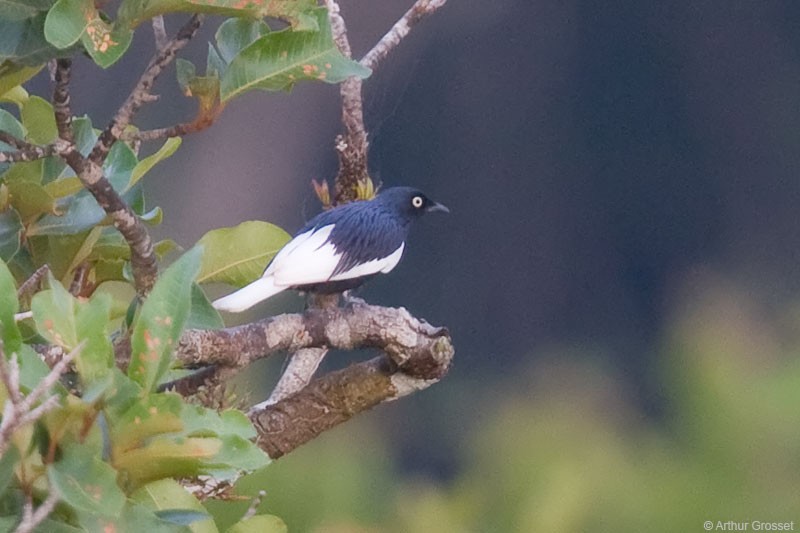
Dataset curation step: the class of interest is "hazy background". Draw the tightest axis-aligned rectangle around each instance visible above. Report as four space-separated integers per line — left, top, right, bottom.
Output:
36 0 800 530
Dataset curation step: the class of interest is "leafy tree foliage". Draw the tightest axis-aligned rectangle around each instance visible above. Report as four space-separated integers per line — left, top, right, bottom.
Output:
0 1 374 530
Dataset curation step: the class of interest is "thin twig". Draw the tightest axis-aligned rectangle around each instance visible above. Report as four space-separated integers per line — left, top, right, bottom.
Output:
16 265 50 301
360 0 448 70
0 345 77 457
324 0 369 204
120 116 217 143
90 14 203 165
15 489 60 533
324 0 448 203
152 15 168 50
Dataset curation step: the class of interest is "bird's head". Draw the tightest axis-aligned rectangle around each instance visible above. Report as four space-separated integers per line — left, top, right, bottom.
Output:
376 187 449 219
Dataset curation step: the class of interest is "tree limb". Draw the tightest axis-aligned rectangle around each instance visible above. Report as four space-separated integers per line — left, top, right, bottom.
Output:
360 0 448 71
324 0 448 203
50 16 201 298
323 0 370 204
0 132 62 163
250 341 452 458
15 490 60 533
176 303 450 370
0 345 76 458
90 15 203 165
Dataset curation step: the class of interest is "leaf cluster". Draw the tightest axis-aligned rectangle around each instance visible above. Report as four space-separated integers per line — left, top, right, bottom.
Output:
0 0 374 531
0 251 285 531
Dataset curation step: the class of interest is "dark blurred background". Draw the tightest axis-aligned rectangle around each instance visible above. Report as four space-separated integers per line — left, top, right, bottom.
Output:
37 0 800 530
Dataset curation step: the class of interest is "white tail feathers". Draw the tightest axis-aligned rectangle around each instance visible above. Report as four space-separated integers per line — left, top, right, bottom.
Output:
212 276 285 313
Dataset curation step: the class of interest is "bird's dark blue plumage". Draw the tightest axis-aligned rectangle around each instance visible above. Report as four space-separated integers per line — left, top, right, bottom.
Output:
212 186 448 312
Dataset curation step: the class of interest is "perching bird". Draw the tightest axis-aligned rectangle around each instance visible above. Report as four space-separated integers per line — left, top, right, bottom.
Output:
212 186 449 312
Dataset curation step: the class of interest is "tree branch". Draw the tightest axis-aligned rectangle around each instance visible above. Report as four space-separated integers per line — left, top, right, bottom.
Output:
89 14 203 165
257 293 339 408
15 489 60 533
250 341 451 458
323 0 369 204
50 16 201 298
0 132 62 163
360 0 448 71
176 303 450 369
324 0 448 203
120 114 218 143
0 345 76 458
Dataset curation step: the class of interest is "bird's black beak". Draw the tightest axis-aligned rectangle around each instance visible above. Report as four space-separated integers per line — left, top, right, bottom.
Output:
426 201 450 214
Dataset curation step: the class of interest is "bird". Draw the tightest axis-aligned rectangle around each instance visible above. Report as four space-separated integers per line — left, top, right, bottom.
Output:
212 186 449 312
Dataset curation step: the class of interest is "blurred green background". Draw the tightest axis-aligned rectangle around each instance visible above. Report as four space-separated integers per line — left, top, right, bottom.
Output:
25 0 800 530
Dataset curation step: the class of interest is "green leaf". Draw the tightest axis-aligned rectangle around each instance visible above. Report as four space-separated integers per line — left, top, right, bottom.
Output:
187 283 224 329
76 501 188 533
81 17 133 68
28 229 100 282
6 181 57 221
0 256 20 353
0 107 25 173
0 64 42 101
0 107 25 144
48 443 126 517
0 446 19 499
196 221 290 287
19 94 57 144
41 115 96 183
31 277 113 383
118 0 315 30
17 343 51 390
214 18 270 65
113 436 223 488
176 57 196 93
227 515 287 533
129 247 202 391
26 272 78 343
0 208 22 262
178 406 269 478
132 479 217 533
73 292 113 382
44 0 90 49
0 0 53 21
27 140 138 236
0 14 64 66
130 137 182 189
180 406 256 440
110 393 183 453
220 7 371 102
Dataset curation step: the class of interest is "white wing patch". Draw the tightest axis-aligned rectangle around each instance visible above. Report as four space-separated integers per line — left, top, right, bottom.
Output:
330 242 404 280
265 225 405 287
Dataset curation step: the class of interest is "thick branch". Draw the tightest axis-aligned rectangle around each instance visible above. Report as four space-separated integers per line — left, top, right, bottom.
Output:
176 303 450 370
259 293 339 408
250 343 451 459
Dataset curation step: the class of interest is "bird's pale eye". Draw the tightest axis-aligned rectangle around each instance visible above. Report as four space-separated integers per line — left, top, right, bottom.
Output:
412 196 424 208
